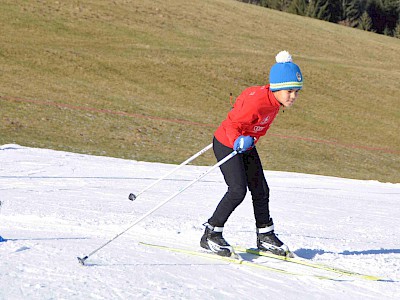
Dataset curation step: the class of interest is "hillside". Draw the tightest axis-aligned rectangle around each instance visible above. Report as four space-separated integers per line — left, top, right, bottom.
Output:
1 0 399 182
1 145 399 298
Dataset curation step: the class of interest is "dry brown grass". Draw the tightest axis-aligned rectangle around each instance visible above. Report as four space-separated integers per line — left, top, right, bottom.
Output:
1 0 399 182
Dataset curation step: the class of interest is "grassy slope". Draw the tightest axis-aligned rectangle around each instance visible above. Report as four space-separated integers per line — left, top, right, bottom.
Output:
0 0 399 182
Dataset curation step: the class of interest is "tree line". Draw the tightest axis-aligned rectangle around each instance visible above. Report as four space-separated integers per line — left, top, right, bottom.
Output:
238 0 400 38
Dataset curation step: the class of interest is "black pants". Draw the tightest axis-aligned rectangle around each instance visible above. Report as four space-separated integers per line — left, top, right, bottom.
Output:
208 137 270 228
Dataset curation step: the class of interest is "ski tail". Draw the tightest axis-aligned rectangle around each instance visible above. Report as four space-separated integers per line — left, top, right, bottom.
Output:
238 247 387 282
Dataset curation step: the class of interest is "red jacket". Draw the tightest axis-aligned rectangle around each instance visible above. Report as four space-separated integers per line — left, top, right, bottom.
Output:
214 85 281 148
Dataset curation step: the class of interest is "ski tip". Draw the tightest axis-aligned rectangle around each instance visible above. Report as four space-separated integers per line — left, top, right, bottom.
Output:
285 251 295 259
235 255 244 263
231 249 244 262
77 256 88 265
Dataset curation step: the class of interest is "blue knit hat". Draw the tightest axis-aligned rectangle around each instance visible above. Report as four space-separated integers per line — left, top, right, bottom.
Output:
269 51 303 91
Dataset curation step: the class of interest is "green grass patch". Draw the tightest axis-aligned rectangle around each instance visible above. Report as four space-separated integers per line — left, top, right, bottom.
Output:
1 0 399 183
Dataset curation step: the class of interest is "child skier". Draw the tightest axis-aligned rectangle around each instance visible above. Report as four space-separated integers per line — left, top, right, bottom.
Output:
200 50 303 257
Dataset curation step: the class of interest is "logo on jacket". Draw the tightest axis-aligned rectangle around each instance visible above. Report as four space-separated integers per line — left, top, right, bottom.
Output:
253 126 265 132
260 116 270 125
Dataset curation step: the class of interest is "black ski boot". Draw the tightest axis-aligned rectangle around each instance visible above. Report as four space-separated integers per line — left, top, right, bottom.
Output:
200 223 233 257
257 219 291 257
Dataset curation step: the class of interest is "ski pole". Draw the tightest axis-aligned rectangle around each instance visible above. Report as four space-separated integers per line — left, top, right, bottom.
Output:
78 150 238 265
128 143 213 201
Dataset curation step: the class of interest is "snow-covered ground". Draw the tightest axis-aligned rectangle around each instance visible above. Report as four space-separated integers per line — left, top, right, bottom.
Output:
1 144 399 299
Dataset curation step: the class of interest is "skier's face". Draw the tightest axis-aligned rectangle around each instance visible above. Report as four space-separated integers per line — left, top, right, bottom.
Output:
273 89 300 108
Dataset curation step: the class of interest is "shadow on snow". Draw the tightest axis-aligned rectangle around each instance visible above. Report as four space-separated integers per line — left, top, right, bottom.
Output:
295 248 400 259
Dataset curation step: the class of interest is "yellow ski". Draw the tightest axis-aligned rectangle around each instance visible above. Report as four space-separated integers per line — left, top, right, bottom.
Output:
139 242 345 281
237 247 386 281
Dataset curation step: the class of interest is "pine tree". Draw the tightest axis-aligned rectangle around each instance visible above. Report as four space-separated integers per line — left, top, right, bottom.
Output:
381 0 400 33
341 0 362 27
308 0 343 23
383 26 392 36
287 0 308 15
358 11 374 31
394 22 400 38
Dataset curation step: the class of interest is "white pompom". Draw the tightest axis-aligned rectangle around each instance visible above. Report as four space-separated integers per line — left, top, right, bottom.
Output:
275 51 292 63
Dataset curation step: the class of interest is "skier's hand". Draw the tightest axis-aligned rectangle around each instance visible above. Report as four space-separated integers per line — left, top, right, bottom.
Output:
234 136 254 153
